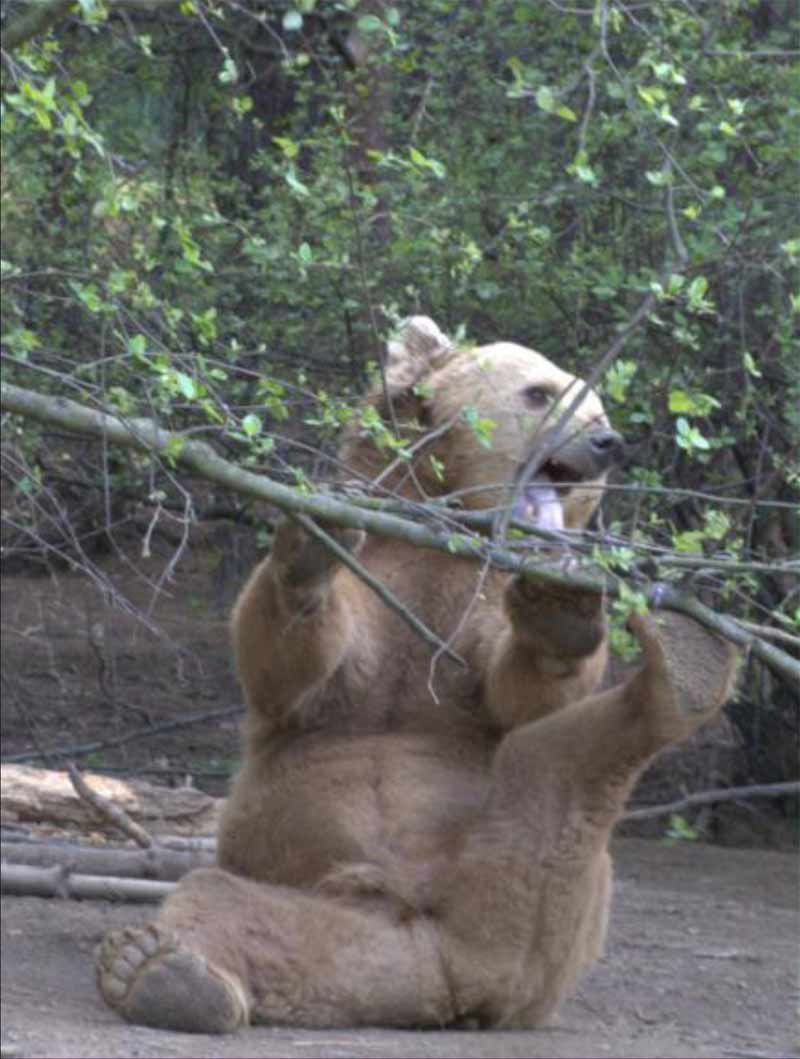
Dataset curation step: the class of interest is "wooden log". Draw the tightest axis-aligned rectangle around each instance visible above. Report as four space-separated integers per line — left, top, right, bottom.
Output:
0 764 223 837
1 839 213 880
0 862 175 902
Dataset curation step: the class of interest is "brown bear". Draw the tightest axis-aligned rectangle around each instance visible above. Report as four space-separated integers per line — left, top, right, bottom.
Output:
97 317 737 1033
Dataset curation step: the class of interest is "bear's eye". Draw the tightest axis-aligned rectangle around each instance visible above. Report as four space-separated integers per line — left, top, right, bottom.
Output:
523 386 552 407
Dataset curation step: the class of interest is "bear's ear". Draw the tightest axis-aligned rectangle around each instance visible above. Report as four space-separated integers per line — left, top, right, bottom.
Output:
384 316 452 394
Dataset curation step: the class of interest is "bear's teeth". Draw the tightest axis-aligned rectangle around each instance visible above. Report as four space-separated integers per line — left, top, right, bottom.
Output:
513 483 564 531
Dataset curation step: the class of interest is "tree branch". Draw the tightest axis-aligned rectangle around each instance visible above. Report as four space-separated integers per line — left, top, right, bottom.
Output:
2 0 180 52
624 781 799 822
1 838 213 880
2 381 798 684
2 0 72 52
292 512 466 668
0 705 244 764
66 760 155 849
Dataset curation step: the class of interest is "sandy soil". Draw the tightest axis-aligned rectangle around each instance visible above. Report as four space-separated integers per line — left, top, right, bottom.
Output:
2 838 797 1059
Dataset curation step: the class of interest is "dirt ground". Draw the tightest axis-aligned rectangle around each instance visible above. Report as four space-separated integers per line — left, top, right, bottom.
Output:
0 838 797 1059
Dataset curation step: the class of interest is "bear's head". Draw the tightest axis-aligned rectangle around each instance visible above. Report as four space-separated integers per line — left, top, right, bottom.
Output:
341 317 624 532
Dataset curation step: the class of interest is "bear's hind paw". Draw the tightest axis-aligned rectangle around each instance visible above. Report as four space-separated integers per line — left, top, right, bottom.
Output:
629 611 738 719
96 924 248 1034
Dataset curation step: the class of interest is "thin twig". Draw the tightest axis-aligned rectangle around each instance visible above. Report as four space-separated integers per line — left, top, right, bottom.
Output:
66 761 155 848
427 553 493 701
292 513 466 668
1 705 244 764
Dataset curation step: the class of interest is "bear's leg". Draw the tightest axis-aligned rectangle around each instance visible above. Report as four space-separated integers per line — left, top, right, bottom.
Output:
437 613 738 1027
485 575 609 725
231 518 368 720
97 867 454 1032
490 611 737 832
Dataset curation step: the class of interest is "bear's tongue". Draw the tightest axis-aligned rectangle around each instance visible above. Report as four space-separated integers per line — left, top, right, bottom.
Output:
512 480 564 531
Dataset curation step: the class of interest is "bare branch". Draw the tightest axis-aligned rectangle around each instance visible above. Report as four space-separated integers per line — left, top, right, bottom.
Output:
2 381 798 684
1 706 243 764
66 761 155 849
292 513 466 669
624 781 799 822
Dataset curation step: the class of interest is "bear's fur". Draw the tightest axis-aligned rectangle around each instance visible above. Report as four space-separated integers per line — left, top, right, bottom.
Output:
97 318 738 1033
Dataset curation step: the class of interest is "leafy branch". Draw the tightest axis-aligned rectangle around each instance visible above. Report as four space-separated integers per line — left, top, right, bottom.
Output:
2 380 797 684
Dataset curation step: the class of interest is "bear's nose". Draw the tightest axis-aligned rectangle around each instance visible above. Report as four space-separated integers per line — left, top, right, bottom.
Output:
589 430 625 467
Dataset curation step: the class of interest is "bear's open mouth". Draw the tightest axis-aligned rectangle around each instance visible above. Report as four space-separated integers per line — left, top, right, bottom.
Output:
511 460 582 531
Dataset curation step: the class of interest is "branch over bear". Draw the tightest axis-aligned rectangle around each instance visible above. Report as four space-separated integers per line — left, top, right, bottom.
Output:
98 317 738 1032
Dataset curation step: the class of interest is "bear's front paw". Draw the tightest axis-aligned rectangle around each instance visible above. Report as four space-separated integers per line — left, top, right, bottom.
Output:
507 571 606 659
272 517 365 589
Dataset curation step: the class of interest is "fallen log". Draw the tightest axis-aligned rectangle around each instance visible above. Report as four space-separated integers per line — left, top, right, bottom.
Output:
1 764 224 837
1 839 213 880
0 862 174 902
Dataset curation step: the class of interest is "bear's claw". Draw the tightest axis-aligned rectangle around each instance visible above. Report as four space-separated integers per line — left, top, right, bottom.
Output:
97 924 248 1034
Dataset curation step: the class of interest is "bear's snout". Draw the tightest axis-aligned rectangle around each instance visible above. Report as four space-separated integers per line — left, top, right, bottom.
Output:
588 429 625 470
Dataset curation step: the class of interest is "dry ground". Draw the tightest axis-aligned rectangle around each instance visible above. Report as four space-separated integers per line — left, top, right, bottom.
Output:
2 839 798 1059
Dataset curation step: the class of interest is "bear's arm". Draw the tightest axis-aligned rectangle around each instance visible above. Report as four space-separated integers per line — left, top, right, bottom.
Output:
468 573 608 728
231 539 365 726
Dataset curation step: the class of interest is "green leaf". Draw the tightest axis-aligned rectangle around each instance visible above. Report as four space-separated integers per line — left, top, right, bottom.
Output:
668 389 694 413
672 530 705 553
462 406 496 448
218 57 238 84
127 334 148 359
535 86 555 113
645 169 669 186
356 14 383 33
665 814 698 842
273 136 299 159
175 372 198 400
568 149 597 185
555 103 577 122
688 276 707 298
743 352 762 378
285 166 310 196
241 414 262 437
429 454 445 482
163 436 186 465
675 417 711 451
604 360 637 403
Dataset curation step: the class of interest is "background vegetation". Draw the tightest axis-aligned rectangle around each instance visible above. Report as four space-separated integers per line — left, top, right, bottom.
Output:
1 0 797 798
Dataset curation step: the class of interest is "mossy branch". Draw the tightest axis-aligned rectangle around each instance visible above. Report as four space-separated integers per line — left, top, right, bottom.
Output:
2 381 798 684
3 0 72 52
3 0 181 52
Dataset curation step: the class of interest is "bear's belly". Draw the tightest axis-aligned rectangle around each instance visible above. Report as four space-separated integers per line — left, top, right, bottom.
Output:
219 729 492 891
